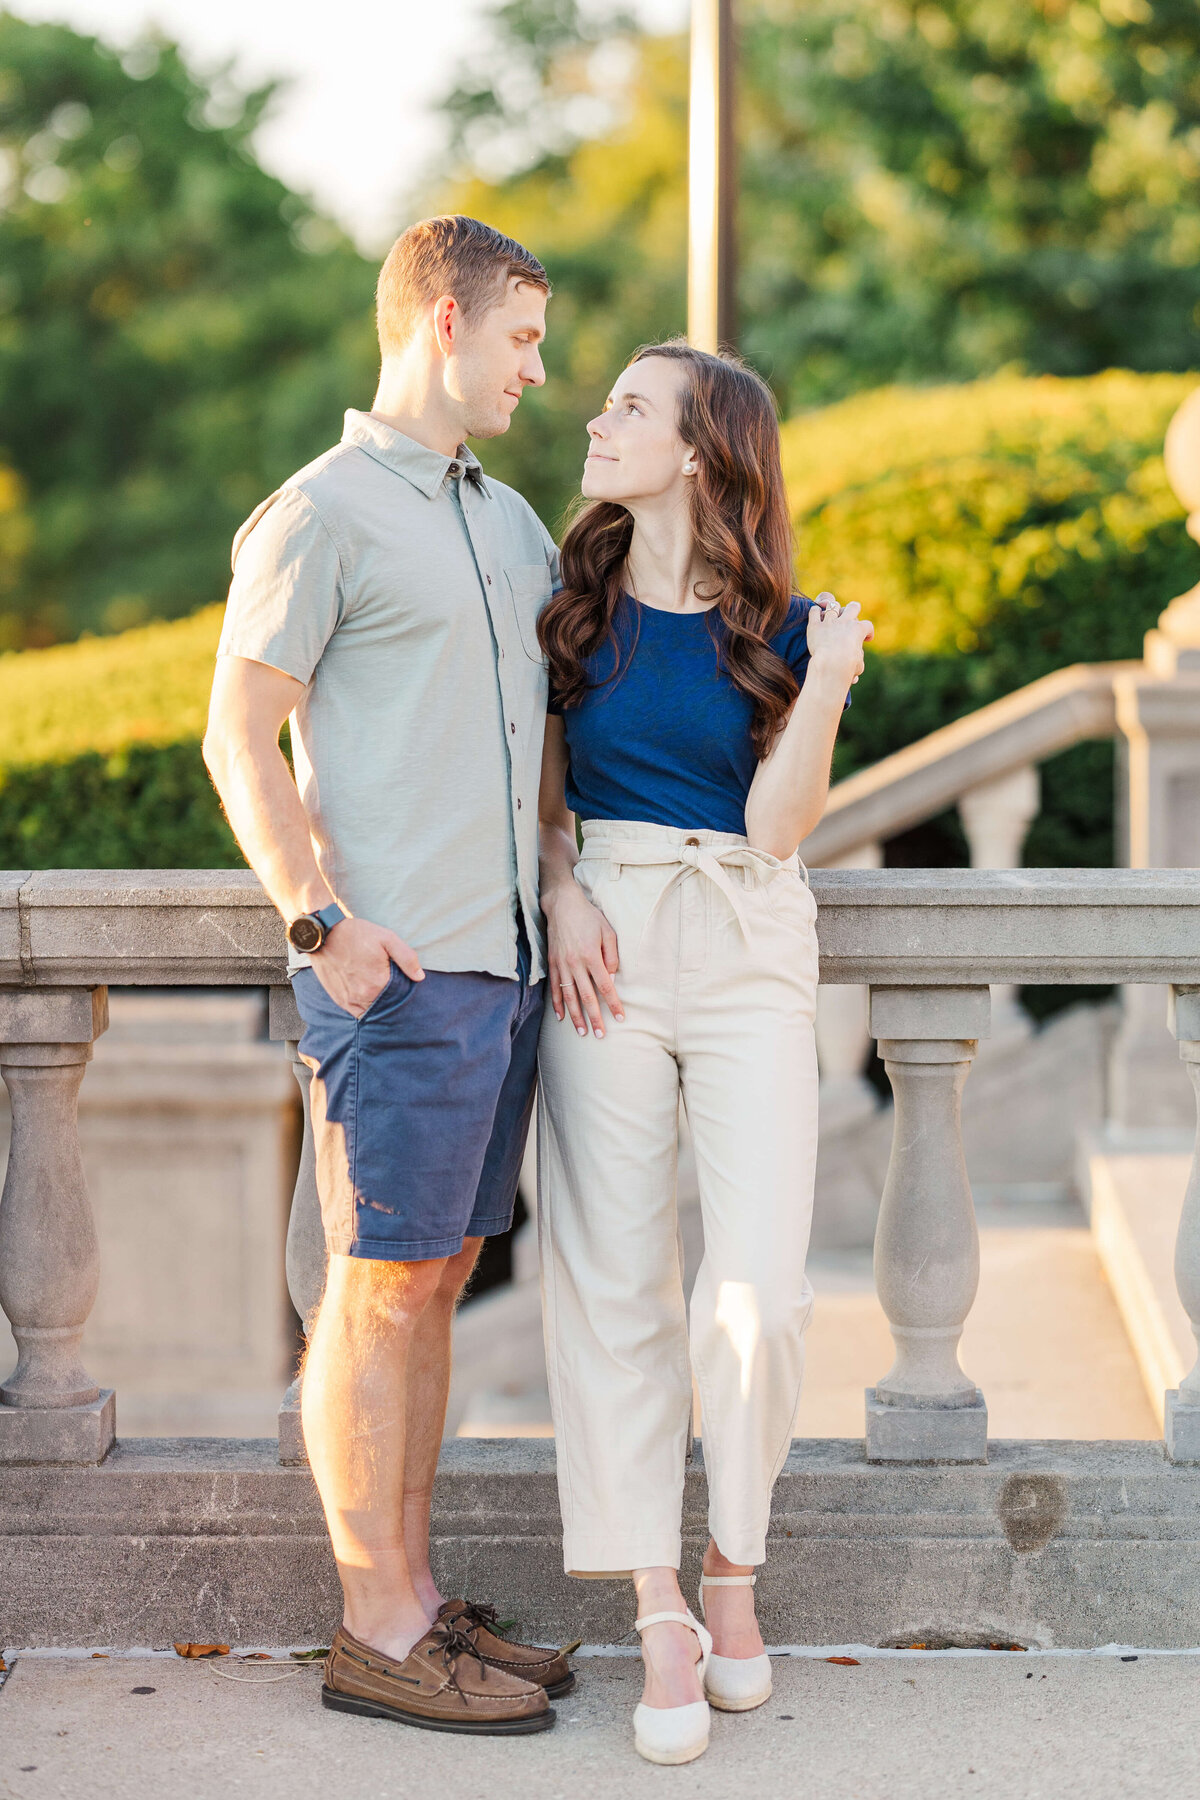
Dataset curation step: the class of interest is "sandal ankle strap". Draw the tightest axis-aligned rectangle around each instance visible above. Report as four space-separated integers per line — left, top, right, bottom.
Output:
635 1610 703 1634
699 1574 757 1588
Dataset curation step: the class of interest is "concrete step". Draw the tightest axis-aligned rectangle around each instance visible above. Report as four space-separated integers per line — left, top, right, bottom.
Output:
6 1437 1200 1651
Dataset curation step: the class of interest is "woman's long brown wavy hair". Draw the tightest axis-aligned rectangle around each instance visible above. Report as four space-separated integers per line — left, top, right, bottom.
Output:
537 340 798 759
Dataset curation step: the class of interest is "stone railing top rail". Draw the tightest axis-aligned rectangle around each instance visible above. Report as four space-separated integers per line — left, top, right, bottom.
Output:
799 661 1140 866
3 865 1200 988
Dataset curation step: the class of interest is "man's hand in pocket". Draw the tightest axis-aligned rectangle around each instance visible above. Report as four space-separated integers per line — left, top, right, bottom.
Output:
312 917 424 1016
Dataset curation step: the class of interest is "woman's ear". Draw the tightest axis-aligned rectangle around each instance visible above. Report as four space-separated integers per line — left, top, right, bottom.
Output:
682 448 698 476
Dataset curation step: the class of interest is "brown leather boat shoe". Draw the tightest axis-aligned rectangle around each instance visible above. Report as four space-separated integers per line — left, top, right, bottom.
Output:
321 1620 554 1734
439 1598 576 1698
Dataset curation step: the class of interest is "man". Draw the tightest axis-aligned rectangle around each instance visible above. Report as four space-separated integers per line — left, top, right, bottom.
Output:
203 216 567 1735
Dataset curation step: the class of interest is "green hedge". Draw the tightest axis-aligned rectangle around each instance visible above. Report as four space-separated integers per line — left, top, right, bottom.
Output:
2 369 1195 870
0 744 241 869
0 604 242 868
782 370 1197 868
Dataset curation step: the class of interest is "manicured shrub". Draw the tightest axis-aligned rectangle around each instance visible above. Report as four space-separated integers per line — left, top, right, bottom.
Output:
0 743 241 869
784 371 1198 865
0 604 240 867
2 370 1195 871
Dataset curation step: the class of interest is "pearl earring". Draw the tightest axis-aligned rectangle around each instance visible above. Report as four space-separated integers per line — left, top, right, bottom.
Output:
683 461 697 475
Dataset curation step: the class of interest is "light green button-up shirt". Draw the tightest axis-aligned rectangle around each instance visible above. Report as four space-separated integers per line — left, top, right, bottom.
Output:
218 409 556 979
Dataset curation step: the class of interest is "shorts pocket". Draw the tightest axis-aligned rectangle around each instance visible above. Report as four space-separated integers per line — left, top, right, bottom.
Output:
295 962 411 1024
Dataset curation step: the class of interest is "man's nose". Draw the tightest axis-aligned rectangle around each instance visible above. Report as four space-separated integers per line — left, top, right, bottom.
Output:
522 348 546 389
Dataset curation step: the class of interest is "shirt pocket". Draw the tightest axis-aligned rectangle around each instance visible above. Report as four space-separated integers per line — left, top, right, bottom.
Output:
505 564 553 664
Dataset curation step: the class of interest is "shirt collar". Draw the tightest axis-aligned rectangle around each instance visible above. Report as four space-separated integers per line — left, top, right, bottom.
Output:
340 410 489 499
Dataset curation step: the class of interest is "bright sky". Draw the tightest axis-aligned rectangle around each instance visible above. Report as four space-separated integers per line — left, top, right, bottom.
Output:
11 0 687 251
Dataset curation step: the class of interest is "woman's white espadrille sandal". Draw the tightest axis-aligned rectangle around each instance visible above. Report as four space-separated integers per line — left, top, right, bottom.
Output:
698 1574 773 1712
632 1609 713 1765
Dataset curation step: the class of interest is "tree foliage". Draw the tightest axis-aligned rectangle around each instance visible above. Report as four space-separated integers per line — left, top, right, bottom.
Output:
0 13 377 647
430 0 1200 525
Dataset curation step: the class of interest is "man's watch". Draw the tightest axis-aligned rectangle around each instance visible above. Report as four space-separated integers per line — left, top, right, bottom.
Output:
287 902 346 954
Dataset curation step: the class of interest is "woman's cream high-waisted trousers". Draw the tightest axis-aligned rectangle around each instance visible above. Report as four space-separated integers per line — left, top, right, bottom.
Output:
537 819 819 1575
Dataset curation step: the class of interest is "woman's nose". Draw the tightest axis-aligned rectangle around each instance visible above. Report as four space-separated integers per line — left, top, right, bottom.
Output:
587 416 606 440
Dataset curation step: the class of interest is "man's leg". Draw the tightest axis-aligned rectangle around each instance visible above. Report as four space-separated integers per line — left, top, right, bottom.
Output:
301 1249 448 1660
401 1235 483 1614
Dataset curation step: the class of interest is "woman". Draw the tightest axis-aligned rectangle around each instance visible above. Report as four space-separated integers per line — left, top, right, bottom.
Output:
535 340 871 1766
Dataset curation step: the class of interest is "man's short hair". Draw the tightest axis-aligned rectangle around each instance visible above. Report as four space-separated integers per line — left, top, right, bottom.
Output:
376 215 550 354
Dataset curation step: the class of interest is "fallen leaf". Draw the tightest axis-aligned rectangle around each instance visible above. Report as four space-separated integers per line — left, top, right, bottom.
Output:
289 1647 330 1662
560 1639 584 1656
0 1656 6 1673
825 1656 860 1666
988 1643 1026 1652
905 1642 928 1650
173 1644 230 1659
240 1654 273 1662
90 1654 108 1661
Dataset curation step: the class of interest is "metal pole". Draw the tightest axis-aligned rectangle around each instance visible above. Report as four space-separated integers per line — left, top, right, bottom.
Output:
688 0 736 353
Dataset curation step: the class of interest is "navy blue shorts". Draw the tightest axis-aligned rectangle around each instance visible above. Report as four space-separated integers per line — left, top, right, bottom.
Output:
293 932 542 1263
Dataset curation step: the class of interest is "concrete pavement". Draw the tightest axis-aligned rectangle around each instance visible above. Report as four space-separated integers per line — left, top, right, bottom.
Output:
2 1647 1198 1800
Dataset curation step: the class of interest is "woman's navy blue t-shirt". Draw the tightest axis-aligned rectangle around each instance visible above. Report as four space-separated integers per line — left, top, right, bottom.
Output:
549 594 817 836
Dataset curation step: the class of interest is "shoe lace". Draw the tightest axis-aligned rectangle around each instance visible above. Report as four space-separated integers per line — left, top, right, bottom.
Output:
457 1599 508 1637
428 1619 492 1695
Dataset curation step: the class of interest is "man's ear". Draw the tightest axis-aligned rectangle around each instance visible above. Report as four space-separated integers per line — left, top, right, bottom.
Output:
432 293 460 356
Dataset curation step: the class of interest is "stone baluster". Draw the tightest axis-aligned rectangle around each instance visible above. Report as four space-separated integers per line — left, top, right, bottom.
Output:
814 841 882 1131
865 985 990 1462
958 765 1039 1038
0 988 113 1463
269 986 326 1464
1165 986 1200 1461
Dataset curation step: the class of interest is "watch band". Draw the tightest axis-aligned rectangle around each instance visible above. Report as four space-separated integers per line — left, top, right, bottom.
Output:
286 901 346 953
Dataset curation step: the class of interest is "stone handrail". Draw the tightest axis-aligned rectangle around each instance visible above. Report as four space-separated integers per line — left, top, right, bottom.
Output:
798 662 1133 867
3 866 1200 1472
6 865 1200 987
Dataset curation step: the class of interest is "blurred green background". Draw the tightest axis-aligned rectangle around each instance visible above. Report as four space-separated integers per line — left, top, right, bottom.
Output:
2 0 1199 870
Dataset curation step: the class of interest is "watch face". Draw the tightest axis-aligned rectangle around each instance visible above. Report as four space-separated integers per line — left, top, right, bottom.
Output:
289 915 323 954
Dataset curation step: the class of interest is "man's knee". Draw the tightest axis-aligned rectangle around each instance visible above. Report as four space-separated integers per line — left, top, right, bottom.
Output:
323 1250 448 1331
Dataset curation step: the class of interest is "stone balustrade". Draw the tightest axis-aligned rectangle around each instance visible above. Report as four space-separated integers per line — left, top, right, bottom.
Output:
4 867 1200 1475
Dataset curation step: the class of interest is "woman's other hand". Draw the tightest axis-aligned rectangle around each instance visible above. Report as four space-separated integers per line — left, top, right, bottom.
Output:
543 880 623 1038
805 591 873 693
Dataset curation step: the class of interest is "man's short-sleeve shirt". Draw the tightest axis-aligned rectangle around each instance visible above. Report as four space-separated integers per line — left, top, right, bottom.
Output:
218 409 557 980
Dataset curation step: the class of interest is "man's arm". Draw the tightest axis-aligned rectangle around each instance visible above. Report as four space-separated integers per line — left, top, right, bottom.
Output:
203 655 423 1014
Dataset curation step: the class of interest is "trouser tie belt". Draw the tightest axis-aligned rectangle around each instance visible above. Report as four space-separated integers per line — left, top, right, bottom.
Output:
581 838 801 944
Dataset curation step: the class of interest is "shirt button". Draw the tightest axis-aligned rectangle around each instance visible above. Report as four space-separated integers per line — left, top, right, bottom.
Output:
517 798 522 809
510 721 516 734
685 836 700 846
486 574 492 585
